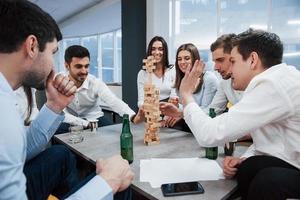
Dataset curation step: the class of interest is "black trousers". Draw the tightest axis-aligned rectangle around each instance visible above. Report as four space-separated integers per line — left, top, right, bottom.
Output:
236 155 300 200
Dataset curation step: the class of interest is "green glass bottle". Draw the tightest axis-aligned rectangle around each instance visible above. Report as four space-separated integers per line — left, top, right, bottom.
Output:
205 108 218 160
120 114 133 164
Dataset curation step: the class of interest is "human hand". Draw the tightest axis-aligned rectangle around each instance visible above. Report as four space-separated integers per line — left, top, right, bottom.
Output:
159 102 182 118
162 116 181 127
132 106 145 124
179 60 205 106
96 155 134 193
45 71 77 113
168 97 179 107
223 156 244 179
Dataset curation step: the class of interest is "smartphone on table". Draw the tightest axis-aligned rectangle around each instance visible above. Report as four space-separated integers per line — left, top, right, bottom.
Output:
161 181 204 197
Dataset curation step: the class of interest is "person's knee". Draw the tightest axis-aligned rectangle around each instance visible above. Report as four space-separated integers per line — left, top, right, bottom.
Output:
248 168 284 199
50 145 76 165
236 156 258 182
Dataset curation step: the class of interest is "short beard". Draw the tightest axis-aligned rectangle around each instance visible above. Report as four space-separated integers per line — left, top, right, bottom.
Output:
23 73 46 90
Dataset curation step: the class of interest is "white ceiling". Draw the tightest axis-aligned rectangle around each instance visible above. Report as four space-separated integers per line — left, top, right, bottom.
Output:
29 0 104 24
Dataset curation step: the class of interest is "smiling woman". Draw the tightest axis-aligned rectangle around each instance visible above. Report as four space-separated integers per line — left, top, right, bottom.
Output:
137 36 177 108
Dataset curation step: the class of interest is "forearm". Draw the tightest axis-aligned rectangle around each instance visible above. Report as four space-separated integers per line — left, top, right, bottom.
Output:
26 105 64 161
63 112 89 127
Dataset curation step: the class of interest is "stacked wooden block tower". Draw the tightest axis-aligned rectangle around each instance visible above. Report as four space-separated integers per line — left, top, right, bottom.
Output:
142 56 161 145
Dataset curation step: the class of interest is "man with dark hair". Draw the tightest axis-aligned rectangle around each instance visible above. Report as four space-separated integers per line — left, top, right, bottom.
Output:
56 45 142 133
170 29 300 200
208 33 243 115
0 1 133 200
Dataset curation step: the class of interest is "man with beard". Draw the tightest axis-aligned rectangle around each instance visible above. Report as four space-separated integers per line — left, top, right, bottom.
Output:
208 33 243 115
0 1 133 199
172 29 300 200
56 45 142 133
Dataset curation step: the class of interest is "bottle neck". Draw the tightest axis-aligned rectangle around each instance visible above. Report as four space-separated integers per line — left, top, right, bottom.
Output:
209 108 216 118
122 118 131 134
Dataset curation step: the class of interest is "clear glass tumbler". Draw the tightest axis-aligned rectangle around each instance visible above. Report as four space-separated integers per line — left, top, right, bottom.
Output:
68 125 84 144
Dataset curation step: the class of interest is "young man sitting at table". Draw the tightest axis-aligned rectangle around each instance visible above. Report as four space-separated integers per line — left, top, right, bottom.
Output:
56 45 143 134
160 29 300 200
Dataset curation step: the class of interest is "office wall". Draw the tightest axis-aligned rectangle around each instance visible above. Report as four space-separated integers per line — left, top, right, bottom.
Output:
59 0 121 37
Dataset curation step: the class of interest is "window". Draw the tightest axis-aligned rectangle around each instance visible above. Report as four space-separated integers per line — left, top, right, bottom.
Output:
82 36 98 77
101 32 114 82
272 0 300 69
169 0 300 70
55 29 122 83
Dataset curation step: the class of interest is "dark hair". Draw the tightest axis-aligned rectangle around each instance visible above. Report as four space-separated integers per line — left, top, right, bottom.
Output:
232 29 283 68
0 0 62 53
210 33 236 54
64 45 90 64
174 43 204 93
146 36 171 76
23 86 33 126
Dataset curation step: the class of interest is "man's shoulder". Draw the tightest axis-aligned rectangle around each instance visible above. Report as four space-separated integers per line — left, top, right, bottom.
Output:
87 74 103 84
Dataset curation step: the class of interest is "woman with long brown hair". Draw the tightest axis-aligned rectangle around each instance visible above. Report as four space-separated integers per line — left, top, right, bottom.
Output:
163 43 219 130
137 36 177 108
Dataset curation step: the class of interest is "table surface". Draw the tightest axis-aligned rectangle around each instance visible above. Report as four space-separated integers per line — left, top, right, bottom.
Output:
54 123 247 200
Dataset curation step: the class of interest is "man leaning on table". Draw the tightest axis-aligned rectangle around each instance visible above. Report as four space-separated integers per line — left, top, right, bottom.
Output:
160 29 300 200
56 45 143 134
0 0 133 199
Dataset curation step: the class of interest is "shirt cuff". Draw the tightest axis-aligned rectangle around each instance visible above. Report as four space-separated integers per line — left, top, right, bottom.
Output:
68 175 113 200
37 105 64 133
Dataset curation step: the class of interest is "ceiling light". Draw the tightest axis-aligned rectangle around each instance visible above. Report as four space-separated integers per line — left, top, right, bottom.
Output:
287 20 300 25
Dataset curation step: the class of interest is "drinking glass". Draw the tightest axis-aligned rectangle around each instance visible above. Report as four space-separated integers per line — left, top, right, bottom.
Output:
68 125 84 144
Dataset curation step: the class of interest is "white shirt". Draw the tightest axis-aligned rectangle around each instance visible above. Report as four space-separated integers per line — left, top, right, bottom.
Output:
184 63 300 169
15 86 39 122
63 74 135 127
206 79 243 115
137 66 177 107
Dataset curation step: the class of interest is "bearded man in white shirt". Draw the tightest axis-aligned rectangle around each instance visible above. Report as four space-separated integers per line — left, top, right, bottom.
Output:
160 34 243 122
209 33 243 115
161 29 300 200
56 45 142 134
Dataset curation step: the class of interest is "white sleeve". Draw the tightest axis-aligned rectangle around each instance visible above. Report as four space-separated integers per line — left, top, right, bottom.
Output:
97 80 135 119
183 80 292 147
205 81 228 115
63 111 90 127
137 70 145 108
241 144 256 158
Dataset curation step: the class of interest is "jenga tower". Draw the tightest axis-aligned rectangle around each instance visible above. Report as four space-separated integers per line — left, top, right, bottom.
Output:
142 56 161 145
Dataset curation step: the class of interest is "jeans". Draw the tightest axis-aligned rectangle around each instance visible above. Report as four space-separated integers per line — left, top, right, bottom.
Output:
24 145 80 200
236 155 300 200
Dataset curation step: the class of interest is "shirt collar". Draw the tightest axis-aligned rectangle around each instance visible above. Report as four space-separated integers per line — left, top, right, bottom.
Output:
0 72 14 94
78 75 90 90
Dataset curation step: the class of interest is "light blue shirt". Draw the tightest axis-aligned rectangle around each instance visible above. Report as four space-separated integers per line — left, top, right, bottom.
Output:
0 72 113 200
192 71 219 109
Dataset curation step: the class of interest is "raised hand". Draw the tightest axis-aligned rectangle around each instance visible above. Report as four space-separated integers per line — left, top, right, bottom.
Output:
45 71 77 113
179 60 205 106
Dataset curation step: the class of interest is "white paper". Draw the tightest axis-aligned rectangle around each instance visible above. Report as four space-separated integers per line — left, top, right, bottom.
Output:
140 157 225 188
